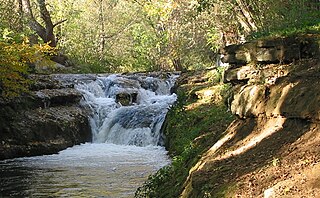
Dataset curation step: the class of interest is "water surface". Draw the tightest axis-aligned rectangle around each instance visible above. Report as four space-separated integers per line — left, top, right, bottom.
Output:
0 143 169 197
0 73 177 197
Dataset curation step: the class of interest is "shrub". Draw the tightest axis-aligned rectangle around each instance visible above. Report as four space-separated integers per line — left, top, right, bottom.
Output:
0 33 54 98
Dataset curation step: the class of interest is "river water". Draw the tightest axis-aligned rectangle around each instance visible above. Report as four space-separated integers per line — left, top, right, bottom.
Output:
0 73 177 197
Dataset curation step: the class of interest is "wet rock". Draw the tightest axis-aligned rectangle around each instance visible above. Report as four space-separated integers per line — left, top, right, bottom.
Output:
32 88 83 108
0 74 92 160
116 92 138 106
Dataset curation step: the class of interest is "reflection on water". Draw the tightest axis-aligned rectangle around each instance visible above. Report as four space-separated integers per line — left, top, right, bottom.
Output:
0 143 170 197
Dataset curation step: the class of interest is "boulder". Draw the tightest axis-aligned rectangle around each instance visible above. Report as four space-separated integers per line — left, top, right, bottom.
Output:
116 92 138 106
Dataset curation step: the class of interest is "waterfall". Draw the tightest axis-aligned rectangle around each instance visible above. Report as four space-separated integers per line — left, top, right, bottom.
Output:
76 73 178 146
0 73 177 197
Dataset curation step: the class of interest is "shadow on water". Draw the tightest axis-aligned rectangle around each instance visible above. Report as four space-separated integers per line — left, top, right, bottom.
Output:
0 162 54 197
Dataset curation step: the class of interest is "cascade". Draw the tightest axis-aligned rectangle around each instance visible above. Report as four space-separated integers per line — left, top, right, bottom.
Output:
76 73 178 146
0 73 178 197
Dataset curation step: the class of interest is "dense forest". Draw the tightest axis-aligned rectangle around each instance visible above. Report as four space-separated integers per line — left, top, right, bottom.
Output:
0 0 319 98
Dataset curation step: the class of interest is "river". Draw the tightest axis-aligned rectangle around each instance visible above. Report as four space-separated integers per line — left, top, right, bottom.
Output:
0 73 178 197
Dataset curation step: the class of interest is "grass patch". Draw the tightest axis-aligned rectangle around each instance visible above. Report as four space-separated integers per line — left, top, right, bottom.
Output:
248 23 320 40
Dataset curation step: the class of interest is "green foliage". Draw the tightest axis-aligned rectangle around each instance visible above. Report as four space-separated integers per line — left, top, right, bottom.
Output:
165 92 233 156
0 0 23 33
206 28 220 53
2 0 318 74
129 24 159 71
0 0 56 98
0 42 30 98
0 31 53 98
249 23 320 40
205 67 226 83
49 0 218 73
197 0 320 44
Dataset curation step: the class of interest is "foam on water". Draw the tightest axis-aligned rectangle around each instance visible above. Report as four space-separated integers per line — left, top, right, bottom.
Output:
76 73 178 145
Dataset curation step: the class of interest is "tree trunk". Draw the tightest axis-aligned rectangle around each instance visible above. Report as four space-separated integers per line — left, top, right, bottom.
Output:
172 58 183 71
37 0 56 47
16 0 24 32
233 0 257 34
22 0 47 43
98 0 105 61
22 0 66 47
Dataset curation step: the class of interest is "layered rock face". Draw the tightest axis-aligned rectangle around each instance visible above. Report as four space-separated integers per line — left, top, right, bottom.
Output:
221 35 319 66
0 74 95 160
218 35 320 198
221 35 320 121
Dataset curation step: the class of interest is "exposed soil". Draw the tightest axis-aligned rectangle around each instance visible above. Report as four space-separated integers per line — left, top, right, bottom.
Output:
180 116 320 198
179 59 320 197
236 122 320 198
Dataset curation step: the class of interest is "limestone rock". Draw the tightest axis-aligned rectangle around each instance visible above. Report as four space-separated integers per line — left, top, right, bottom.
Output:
223 65 255 83
230 60 320 121
231 85 266 118
0 74 92 160
221 35 319 66
222 35 320 121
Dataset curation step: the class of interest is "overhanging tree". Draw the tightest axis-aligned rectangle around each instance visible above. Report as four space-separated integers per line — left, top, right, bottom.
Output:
21 0 66 47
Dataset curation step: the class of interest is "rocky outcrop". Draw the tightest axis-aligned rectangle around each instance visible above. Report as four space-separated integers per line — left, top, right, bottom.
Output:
230 67 320 121
221 35 320 121
0 74 96 160
220 35 319 66
179 35 320 198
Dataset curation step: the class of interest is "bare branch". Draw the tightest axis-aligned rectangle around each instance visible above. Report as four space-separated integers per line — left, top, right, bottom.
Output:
132 0 143 6
53 19 67 27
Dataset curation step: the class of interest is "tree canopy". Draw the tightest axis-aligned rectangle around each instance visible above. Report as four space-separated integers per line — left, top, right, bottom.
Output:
0 0 319 97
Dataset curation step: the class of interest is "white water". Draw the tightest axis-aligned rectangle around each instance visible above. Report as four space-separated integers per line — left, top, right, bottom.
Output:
77 74 178 146
0 73 178 197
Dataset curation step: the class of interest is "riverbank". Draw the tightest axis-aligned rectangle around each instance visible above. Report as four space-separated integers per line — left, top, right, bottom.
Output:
1 72 179 197
135 69 235 197
0 74 94 160
136 34 320 197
